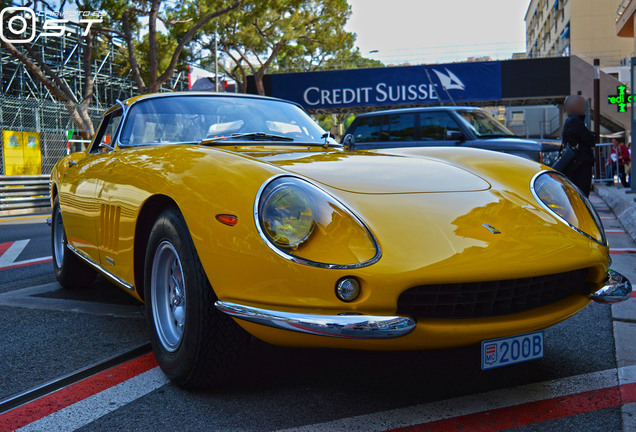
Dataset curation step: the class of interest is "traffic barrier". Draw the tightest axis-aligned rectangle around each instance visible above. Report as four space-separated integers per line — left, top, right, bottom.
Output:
0 175 50 211
594 142 623 184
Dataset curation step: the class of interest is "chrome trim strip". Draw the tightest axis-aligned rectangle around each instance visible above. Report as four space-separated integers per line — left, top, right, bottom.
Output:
530 170 607 246
253 174 382 269
67 244 134 291
215 301 415 339
590 269 632 304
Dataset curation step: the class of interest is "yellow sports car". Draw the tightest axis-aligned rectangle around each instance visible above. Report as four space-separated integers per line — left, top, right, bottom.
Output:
50 92 631 388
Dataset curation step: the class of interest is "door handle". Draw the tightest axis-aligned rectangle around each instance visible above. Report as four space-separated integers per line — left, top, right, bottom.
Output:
68 160 78 167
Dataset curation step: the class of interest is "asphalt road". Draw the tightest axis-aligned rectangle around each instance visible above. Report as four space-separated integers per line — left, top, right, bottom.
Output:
0 197 634 431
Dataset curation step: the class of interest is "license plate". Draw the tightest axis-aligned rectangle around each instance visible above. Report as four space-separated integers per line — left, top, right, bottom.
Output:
481 331 544 370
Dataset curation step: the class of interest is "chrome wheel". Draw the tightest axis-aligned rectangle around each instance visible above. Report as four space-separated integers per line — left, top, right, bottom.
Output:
151 240 186 352
53 206 66 269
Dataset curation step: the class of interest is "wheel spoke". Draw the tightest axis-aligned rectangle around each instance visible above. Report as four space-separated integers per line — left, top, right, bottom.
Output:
53 207 66 268
151 241 186 352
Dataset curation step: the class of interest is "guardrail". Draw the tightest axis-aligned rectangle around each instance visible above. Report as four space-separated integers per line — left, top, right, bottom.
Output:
594 143 622 184
0 175 51 211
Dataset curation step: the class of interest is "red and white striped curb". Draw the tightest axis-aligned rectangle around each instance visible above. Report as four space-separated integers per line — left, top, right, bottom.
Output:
276 366 636 432
0 353 167 432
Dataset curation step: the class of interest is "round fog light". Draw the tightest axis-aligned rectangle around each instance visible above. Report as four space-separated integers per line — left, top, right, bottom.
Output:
336 277 360 302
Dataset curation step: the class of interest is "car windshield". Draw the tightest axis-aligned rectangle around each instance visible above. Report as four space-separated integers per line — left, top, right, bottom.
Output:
455 109 514 138
118 95 334 147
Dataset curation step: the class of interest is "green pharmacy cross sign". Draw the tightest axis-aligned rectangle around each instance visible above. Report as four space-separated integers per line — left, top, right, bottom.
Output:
608 86 632 112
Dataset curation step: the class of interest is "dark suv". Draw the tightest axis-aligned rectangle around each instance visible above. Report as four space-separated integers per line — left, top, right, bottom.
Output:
342 106 560 164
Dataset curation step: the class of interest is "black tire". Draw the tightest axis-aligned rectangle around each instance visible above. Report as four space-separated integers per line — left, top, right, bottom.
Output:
51 196 96 289
144 207 250 389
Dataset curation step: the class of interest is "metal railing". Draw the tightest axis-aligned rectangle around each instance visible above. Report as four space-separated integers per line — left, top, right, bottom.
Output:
507 122 528 138
594 143 623 184
0 175 50 211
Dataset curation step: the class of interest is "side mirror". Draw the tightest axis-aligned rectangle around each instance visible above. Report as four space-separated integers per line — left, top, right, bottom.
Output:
342 134 355 150
446 130 465 141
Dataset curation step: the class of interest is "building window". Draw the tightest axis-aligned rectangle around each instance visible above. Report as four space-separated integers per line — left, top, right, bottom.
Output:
511 111 525 122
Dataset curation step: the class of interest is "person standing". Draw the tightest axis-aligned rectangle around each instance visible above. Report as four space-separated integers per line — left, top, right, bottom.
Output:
558 95 596 196
606 137 631 187
627 142 632 186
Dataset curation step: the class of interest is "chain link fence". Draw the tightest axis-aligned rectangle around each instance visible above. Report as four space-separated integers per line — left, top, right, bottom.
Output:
0 96 105 175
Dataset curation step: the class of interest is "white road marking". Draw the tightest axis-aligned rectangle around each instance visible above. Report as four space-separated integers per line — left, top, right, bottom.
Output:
0 239 29 267
275 366 636 432
0 255 52 270
15 367 169 432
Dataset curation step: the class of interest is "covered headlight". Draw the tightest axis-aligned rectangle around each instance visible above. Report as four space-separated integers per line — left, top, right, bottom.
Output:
260 183 315 248
531 171 606 245
256 176 381 268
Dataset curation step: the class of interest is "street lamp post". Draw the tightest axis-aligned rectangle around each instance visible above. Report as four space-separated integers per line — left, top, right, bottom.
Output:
214 28 219 92
593 59 601 181
631 57 636 193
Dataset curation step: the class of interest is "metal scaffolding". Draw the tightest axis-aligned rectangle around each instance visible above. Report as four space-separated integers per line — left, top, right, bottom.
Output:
0 14 188 175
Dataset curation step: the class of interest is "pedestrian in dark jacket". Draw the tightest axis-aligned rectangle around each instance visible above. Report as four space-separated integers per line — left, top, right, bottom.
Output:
559 95 596 196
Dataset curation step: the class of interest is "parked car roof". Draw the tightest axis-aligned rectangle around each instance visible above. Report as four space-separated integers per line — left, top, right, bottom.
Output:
355 106 483 117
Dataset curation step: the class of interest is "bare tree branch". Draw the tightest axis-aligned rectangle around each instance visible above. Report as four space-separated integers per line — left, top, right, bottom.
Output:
24 44 79 102
0 39 69 102
121 9 147 93
158 16 194 26
147 0 160 89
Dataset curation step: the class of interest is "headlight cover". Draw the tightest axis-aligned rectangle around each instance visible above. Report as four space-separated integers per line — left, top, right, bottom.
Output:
256 176 381 268
531 171 606 245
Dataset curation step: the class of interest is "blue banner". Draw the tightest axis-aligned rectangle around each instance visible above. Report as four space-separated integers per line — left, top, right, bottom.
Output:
271 61 502 109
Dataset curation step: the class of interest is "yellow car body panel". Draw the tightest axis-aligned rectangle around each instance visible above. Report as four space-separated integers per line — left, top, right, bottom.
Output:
50 93 611 351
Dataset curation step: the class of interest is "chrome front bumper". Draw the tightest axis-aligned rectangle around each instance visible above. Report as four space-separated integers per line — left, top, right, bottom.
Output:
216 270 631 340
215 301 416 339
590 269 632 304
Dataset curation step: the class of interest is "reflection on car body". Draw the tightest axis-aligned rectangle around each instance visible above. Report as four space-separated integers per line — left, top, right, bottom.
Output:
342 106 561 164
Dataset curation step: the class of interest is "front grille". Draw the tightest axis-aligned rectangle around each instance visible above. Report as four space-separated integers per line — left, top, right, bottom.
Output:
397 269 588 319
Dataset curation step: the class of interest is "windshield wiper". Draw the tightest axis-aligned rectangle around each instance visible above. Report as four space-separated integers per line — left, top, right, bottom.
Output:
198 132 294 146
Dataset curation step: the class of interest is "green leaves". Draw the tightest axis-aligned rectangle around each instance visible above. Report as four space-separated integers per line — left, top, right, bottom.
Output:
205 0 359 94
93 0 238 93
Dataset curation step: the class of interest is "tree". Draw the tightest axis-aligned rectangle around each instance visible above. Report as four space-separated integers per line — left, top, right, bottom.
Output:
0 1 99 138
201 0 355 95
313 47 384 71
98 0 239 94
0 0 238 138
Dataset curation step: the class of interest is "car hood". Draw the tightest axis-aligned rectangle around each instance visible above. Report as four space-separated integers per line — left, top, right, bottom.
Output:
247 149 491 194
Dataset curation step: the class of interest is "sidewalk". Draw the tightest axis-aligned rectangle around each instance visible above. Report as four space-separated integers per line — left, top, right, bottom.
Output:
594 184 636 242
591 189 636 432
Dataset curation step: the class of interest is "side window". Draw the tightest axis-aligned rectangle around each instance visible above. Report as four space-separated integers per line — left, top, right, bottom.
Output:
419 112 462 141
352 116 382 143
388 113 416 141
90 110 123 153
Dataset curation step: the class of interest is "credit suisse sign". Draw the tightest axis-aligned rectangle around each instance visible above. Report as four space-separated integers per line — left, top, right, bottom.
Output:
271 61 502 109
